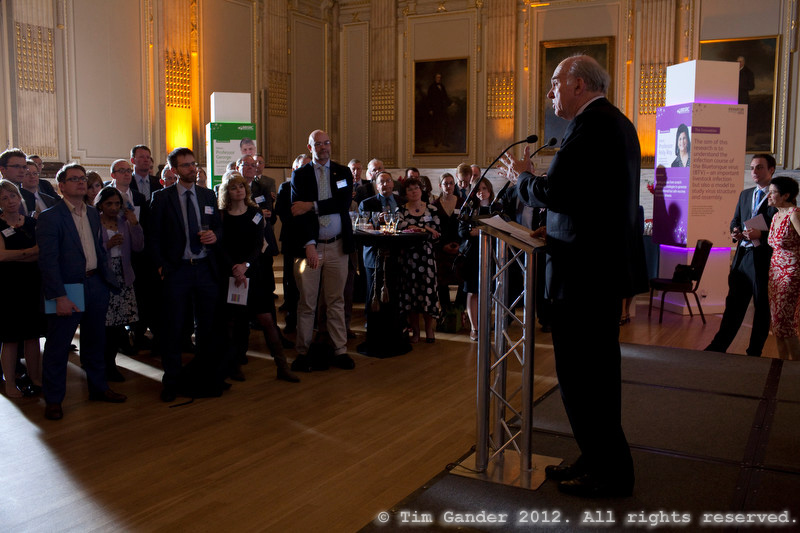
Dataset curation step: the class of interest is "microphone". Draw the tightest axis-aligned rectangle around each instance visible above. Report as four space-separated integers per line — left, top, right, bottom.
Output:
460 134 538 221
529 137 558 158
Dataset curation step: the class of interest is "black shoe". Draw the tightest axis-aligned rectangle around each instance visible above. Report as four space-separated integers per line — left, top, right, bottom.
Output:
704 344 725 353
283 323 296 335
160 387 176 403
229 367 245 382
89 388 127 403
545 463 585 482
331 353 355 370
557 474 633 498
17 383 42 397
106 367 126 382
291 354 313 373
277 365 300 383
45 403 63 420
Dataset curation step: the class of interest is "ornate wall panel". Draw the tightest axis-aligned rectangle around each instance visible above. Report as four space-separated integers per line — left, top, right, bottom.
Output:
11 1 58 158
370 0 397 167
289 13 327 157
63 0 149 164
264 0 290 167
341 21 369 162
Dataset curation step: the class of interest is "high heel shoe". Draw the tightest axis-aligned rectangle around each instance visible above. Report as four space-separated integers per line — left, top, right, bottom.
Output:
469 329 478 341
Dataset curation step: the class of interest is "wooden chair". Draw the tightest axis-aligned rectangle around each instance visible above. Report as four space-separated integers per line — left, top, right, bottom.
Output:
648 239 713 324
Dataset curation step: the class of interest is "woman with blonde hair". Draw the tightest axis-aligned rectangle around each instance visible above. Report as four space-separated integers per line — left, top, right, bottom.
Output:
0 180 43 397
218 174 299 382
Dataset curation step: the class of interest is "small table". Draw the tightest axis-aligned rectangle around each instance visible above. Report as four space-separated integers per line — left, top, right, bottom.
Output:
354 229 429 358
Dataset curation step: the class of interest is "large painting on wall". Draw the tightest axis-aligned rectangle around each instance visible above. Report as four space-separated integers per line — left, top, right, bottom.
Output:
539 37 614 148
413 58 468 155
699 36 779 153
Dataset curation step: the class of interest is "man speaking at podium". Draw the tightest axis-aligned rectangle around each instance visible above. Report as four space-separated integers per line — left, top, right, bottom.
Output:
506 54 642 497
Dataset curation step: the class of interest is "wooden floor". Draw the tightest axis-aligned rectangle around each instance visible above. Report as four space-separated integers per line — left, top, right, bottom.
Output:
0 289 780 532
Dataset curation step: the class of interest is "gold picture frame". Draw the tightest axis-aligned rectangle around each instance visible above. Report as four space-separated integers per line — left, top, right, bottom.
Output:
539 37 615 149
699 36 779 153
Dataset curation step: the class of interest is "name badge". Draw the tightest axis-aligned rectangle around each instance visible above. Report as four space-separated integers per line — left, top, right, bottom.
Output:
454 208 461 215
254 195 266 204
1 227 15 237
422 215 432 222
336 179 347 189
204 206 214 215
252 213 263 225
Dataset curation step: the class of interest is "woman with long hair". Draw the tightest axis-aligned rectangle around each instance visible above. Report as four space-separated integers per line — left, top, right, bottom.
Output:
218 173 299 382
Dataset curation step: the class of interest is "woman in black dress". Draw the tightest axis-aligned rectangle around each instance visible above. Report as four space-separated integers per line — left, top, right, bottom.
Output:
218 174 298 382
458 178 494 341
0 180 43 397
431 172 464 312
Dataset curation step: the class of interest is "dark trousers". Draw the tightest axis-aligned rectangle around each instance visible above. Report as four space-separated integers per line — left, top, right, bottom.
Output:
550 295 634 485
42 274 110 404
708 247 771 356
161 261 220 388
282 252 298 328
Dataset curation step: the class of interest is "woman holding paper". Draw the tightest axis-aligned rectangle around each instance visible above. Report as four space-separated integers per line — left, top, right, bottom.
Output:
95 186 144 381
0 179 43 397
217 173 298 382
767 175 800 360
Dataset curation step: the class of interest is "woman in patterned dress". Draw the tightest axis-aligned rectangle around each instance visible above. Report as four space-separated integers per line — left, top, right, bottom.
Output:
396 177 441 343
95 186 144 381
767 175 800 360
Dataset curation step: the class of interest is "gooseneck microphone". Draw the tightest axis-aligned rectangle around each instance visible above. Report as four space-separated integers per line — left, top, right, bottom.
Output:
460 134 538 220
490 137 557 213
529 137 558 158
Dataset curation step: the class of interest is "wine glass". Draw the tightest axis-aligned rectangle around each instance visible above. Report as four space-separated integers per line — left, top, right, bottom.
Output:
350 211 359 230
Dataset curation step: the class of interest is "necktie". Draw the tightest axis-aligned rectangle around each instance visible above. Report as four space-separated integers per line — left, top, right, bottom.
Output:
317 164 332 227
754 189 764 214
185 190 202 254
139 177 149 198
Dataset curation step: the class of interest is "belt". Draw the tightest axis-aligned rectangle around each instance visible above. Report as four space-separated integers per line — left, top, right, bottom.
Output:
318 234 342 244
85 269 97 278
183 257 208 265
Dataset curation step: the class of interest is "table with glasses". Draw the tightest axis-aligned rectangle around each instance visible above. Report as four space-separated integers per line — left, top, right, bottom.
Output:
353 225 428 358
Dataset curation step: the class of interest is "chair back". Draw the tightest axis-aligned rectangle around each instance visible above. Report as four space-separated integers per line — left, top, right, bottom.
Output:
689 239 713 285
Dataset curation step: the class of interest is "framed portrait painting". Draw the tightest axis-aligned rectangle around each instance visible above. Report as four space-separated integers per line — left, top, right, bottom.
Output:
413 58 468 155
539 37 614 148
699 36 779 153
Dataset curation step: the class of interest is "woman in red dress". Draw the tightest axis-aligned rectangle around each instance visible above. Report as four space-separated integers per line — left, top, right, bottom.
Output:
767 175 800 360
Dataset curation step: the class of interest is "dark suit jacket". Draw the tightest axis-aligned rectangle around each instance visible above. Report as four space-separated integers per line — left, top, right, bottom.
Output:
130 173 163 201
353 181 376 205
289 160 354 257
38 179 58 199
148 184 222 279
21 189 56 214
37 201 116 300
731 187 776 275
359 193 402 268
275 180 294 253
517 97 643 300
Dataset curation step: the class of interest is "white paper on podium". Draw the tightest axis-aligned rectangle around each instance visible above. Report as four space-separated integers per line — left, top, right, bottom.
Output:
744 214 768 247
481 215 546 248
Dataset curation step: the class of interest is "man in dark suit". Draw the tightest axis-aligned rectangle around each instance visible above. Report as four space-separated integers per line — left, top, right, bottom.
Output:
148 147 223 402
129 145 162 202
354 159 381 205
29 154 59 199
290 130 355 371
37 163 126 420
276 154 311 334
511 55 641 497
21 159 57 215
0 148 37 216
358 171 401 308
706 154 777 357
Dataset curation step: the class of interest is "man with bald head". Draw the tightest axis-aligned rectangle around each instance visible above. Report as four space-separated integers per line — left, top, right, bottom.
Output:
290 130 355 371
354 158 381 205
509 54 642 498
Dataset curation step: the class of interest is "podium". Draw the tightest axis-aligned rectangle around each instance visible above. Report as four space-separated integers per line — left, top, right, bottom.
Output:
454 219 560 490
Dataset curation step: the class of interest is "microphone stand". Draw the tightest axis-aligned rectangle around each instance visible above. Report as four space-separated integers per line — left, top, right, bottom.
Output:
460 134 538 222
